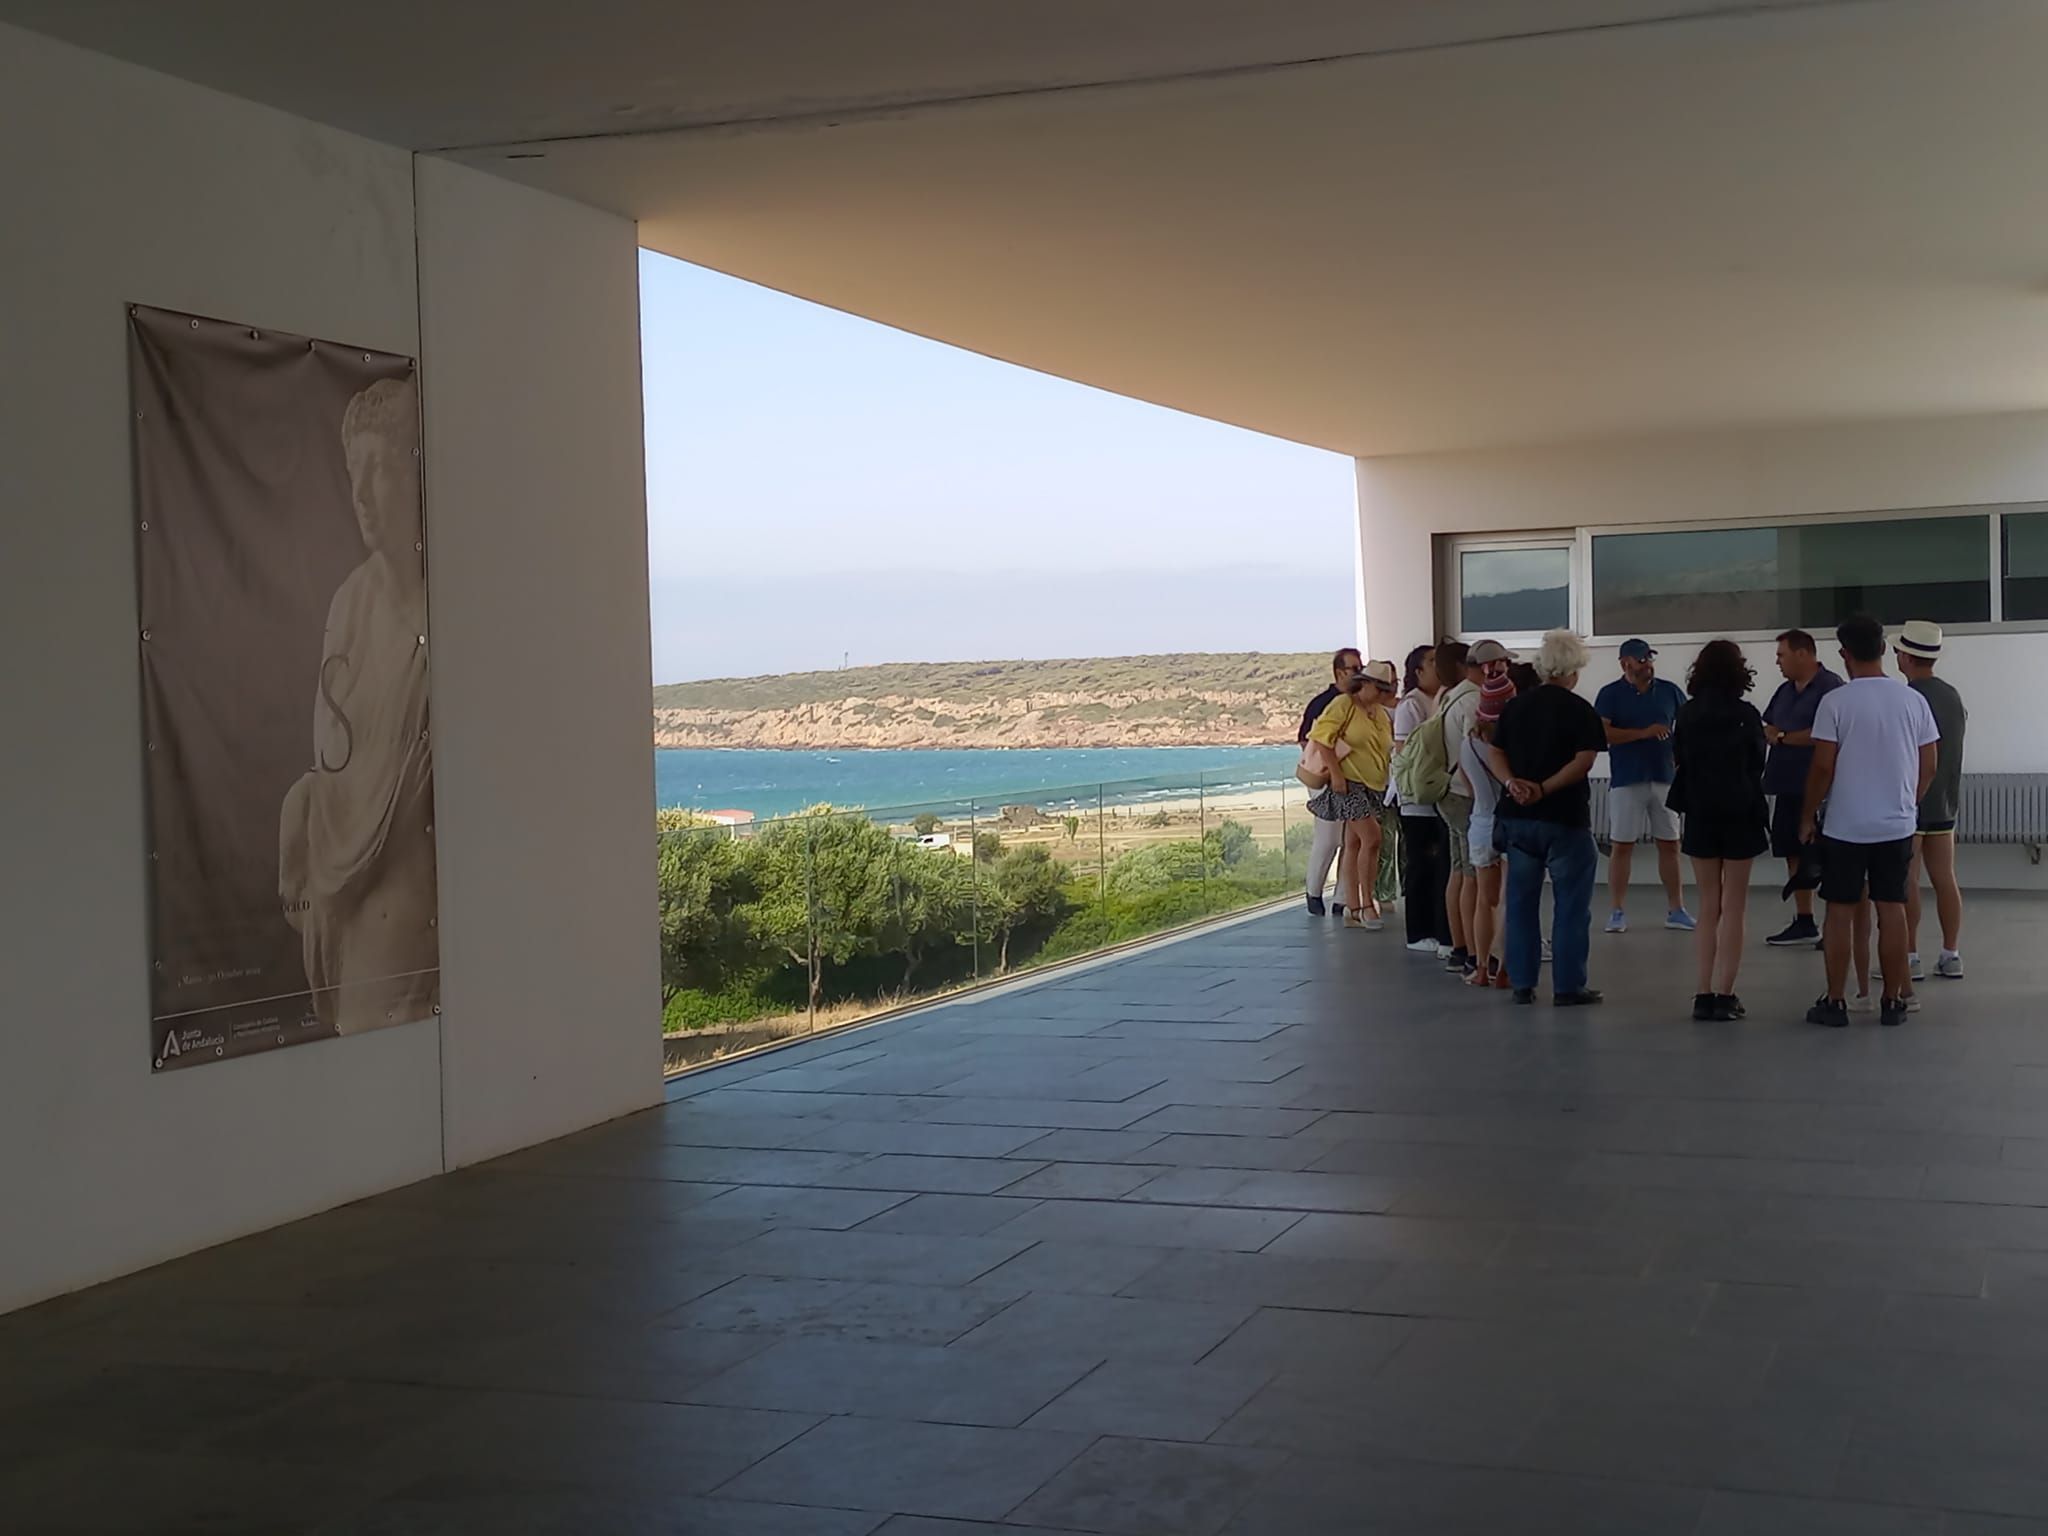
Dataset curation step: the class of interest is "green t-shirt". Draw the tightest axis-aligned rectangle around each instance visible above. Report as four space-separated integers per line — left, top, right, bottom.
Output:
1909 674 1968 827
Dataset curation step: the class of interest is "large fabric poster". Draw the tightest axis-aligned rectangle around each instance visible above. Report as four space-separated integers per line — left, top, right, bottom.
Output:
131 306 440 1071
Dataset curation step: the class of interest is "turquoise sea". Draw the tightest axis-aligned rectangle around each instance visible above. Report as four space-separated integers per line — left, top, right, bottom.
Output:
654 745 1299 822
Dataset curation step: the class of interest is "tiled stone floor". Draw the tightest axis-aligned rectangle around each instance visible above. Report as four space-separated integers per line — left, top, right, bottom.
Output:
7 892 2048 1534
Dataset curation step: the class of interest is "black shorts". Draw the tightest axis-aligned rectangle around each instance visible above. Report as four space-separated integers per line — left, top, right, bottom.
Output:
1682 811 1769 863
1819 834 1914 906
1769 794 1808 860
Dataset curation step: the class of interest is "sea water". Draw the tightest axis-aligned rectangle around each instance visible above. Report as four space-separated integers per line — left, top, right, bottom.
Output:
654 744 1298 822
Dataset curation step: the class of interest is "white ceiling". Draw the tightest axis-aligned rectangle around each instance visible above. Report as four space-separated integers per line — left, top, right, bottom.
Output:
10 0 2047 456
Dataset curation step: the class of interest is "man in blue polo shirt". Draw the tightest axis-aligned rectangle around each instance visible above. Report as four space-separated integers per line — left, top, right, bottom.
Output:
1760 628 1843 946
1595 639 1693 934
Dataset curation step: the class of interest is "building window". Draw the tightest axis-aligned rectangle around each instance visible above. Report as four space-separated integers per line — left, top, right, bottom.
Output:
1590 514 1991 637
2004 511 2048 621
1458 545 1571 635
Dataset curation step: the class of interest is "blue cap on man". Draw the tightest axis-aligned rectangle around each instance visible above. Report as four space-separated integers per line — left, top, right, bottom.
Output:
1618 638 1657 661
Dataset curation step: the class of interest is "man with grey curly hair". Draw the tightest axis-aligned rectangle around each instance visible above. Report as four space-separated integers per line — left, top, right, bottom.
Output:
1487 628 1606 1005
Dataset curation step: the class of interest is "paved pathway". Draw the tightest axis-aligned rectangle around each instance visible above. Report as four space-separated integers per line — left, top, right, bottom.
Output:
6 894 2047 1533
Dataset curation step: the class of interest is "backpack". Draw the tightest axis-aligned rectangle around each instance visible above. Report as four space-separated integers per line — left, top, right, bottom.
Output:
1395 706 1454 806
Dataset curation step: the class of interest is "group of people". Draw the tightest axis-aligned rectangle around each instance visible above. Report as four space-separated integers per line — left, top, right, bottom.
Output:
1298 616 1967 1025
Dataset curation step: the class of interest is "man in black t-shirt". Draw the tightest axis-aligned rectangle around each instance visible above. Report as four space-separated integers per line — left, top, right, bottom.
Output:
1488 630 1606 1005
1299 648 1362 915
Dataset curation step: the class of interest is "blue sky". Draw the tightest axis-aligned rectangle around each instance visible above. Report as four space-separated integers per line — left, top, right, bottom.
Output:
640 251 1357 682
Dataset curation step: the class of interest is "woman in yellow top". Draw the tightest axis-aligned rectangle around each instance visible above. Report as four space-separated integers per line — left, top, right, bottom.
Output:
1308 659 1398 928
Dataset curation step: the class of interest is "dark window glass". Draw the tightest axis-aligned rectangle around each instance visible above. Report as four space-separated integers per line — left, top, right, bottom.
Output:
1460 547 1569 634
2004 511 2048 621
1591 515 1989 636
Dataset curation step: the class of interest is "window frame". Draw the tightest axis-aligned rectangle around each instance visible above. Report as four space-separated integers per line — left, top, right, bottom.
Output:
1445 502 2047 647
1998 505 2048 624
1443 532 1583 649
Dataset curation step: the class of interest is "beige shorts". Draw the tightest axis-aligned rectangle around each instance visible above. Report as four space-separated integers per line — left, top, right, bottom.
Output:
1439 794 1474 875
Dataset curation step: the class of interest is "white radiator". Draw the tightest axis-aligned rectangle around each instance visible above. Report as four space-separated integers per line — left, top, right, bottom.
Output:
1957 774 2048 857
1586 775 2048 860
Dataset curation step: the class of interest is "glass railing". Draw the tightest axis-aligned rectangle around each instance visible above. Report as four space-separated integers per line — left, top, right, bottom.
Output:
659 769 1313 1074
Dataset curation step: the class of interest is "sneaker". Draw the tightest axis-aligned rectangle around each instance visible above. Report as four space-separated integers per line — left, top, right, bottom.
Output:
1512 987 1537 1005
1443 947 1469 973
1555 988 1605 1006
1605 909 1628 934
1665 908 1697 932
1937 952 1964 980
1462 958 1481 980
1848 991 1876 1014
1902 991 1922 1014
1540 940 1553 964
1881 996 1910 1029
1718 994 1747 1019
1908 953 1925 982
1306 895 1327 917
1767 916 1820 947
1406 938 1438 955
1806 996 1850 1029
1692 992 1718 1021
1362 914 1385 932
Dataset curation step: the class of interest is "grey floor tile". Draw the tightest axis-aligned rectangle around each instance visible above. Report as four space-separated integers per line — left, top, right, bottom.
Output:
1006 1128 1170 1162
1211 1367 1542 1464
868 1520 1091 1536
914 1097 1158 1131
418 1391 818 1497
1261 1210 1508 1264
1506 1394 1851 1496
320 1487 886 1535
989 1198 1302 1252
1023 1360 1273 1441
1116 1249 1393 1311
853 1193 1044 1235
1220 1455 1706 1535
998 1161 1169 1199
1136 1133 1328 1171
716 1416 1091 1521
1490 1223 1660 1276
826 1155 1053 1195
692 1187 917 1231
711 1228 1033 1287
953 1290 1253 1364
1199 1306 1412 1376
1010 1436 1286 1536
1128 1105 1327 1138
663 1275 1024 1346
1694 1490 1941 1535
403 1318 777 1402
795 1120 1052 1159
686 1337 1098 1426
1652 1234 1987 1296
972 1241 1177 1297
0 1448 392 1535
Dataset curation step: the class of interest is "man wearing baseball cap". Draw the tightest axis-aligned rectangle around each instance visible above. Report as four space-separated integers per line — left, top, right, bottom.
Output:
1595 639 1694 935
1896 621 1968 981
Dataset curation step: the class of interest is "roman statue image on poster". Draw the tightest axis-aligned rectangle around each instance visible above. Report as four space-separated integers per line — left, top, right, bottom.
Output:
130 306 440 1071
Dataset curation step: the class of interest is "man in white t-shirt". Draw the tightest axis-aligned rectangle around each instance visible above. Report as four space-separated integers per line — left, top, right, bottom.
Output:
1799 615 1939 1031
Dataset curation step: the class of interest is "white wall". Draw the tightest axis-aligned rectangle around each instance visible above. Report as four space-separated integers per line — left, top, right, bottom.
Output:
0 24 661 1314
1356 414 2048 890
415 159 663 1168
1357 412 2048 771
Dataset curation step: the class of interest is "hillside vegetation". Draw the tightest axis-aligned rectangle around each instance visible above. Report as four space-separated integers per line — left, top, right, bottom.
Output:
652 652 1331 749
